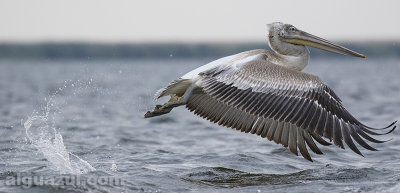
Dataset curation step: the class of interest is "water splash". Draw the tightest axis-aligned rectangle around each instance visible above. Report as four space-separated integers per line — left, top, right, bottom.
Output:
24 82 95 174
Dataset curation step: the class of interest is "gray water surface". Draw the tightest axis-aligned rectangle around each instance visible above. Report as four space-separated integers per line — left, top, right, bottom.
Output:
0 57 399 192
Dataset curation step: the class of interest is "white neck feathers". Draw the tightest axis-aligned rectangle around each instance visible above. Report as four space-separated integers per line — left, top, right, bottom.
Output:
274 49 310 71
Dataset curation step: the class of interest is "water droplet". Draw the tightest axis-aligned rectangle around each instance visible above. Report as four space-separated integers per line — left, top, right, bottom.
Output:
111 161 117 172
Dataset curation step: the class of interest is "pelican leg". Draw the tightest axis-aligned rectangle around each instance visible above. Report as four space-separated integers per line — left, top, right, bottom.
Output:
144 104 173 118
161 83 197 109
144 84 197 118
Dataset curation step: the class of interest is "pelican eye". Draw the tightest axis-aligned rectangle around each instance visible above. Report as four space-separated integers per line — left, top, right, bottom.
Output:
289 27 296 32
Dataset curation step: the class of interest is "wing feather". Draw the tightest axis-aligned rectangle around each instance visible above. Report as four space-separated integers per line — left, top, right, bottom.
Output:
280 122 290 147
333 117 344 149
303 130 323 155
315 110 327 136
266 121 278 141
288 124 298 156
308 106 322 133
297 128 312 161
273 121 284 144
342 122 363 156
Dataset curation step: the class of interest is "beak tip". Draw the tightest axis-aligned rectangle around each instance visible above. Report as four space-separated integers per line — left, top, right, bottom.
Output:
361 54 366 59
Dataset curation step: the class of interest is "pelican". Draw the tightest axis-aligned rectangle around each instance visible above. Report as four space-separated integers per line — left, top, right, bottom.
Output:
144 22 396 161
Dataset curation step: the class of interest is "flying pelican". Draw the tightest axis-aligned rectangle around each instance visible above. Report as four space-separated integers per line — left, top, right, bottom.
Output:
144 22 396 161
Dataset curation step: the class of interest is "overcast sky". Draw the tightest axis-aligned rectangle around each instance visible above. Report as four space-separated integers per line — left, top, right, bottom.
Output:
2 0 400 43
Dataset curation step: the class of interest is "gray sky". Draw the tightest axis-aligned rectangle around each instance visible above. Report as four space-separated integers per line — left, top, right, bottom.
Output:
2 0 400 43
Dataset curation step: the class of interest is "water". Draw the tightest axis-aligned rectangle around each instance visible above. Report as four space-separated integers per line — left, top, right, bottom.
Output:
0 57 399 192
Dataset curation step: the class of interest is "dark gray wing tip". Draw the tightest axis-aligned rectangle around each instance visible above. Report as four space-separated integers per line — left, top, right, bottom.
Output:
360 124 396 136
362 120 397 130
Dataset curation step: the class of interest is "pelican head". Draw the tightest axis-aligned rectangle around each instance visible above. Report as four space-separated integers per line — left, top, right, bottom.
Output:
267 22 366 58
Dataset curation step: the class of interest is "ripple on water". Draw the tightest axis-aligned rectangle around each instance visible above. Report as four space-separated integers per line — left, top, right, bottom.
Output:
182 166 386 188
148 117 177 124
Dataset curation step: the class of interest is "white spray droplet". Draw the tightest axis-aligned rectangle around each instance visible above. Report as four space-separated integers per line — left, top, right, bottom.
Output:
111 161 117 172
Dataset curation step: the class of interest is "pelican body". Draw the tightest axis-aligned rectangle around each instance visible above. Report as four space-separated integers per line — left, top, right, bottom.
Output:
144 22 396 161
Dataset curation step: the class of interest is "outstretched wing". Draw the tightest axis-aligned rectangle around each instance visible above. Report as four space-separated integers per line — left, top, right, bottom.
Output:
186 51 396 161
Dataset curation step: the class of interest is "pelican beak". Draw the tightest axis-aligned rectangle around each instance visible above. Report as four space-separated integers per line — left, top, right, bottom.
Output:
285 30 366 58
